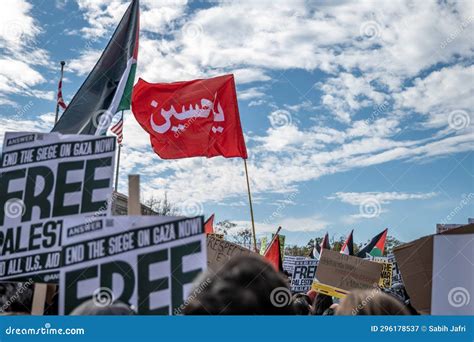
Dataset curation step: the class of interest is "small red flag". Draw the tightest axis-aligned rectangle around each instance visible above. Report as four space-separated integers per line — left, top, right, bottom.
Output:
131 74 248 159
264 235 282 271
204 214 215 234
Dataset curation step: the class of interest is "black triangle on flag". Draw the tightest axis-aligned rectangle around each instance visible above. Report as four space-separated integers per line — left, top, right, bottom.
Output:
52 0 140 135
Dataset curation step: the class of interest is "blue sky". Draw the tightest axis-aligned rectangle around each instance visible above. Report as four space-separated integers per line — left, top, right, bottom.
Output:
0 0 473 246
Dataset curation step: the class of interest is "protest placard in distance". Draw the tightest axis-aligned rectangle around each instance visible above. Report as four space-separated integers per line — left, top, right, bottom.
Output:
290 258 318 292
316 249 383 291
59 215 206 315
206 235 254 273
0 132 116 282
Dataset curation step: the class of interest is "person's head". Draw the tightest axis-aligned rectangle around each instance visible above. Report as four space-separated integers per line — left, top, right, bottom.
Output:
336 289 410 315
312 293 333 315
183 255 294 315
291 293 311 315
70 300 135 315
0 282 33 315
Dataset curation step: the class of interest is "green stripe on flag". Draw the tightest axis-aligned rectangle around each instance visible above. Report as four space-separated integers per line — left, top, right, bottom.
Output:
118 62 137 111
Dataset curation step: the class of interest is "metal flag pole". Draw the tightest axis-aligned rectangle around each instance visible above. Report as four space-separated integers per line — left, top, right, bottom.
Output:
114 110 124 192
244 158 258 252
262 226 282 255
54 61 66 124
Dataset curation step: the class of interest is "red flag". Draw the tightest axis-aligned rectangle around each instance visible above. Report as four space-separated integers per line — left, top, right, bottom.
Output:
131 74 248 159
264 235 282 271
340 230 354 256
204 214 214 234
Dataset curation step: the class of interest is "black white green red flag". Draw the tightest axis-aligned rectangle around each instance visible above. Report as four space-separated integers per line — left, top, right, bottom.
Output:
52 0 139 135
357 228 388 258
340 229 354 255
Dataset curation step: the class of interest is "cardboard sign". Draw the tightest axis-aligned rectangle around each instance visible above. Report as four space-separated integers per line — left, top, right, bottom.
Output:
207 235 253 273
316 249 383 291
393 223 474 314
290 259 318 292
431 234 474 315
0 132 116 282
59 216 206 315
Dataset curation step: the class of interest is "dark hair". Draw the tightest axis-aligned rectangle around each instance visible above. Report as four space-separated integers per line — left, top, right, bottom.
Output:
336 289 410 315
291 294 311 315
312 293 333 315
0 282 33 314
70 300 135 315
183 255 294 315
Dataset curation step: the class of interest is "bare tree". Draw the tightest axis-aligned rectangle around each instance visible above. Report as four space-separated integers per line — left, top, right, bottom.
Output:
144 192 180 216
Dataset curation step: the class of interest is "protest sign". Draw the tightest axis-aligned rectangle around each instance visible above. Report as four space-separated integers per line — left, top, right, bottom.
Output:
431 234 473 315
0 132 115 282
316 249 383 291
387 253 402 284
377 262 393 289
393 223 474 314
207 235 253 273
290 259 318 292
283 255 308 276
59 215 206 315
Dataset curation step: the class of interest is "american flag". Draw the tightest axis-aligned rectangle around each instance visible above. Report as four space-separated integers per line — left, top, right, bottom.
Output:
57 67 67 110
111 112 124 145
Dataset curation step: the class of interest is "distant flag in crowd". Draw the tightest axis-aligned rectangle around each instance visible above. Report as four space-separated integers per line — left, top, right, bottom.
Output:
357 228 388 258
52 0 139 135
340 230 354 255
309 232 331 260
264 235 283 272
204 214 215 234
131 74 248 159
57 62 67 110
110 112 124 145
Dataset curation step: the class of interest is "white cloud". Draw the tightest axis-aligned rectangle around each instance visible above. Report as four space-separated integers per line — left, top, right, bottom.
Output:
328 191 438 206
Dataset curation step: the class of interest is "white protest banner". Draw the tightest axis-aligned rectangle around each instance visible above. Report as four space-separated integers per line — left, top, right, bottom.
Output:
0 132 116 282
431 234 474 315
59 215 206 315
290 259 318 292
283 256 308 277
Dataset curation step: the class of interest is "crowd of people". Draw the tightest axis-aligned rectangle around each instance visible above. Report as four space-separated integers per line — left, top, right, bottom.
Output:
1 254 418 316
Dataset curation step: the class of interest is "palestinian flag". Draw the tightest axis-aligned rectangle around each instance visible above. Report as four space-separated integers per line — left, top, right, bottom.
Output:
204 214 215 234
357 228 388 258
52 0 139 135
340 230 354 255
309 232 330 260
264 235 283 272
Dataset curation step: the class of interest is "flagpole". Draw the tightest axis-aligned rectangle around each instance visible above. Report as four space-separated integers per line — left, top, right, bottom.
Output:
54 61 65 125
243 158 257 251
114 110 124 192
